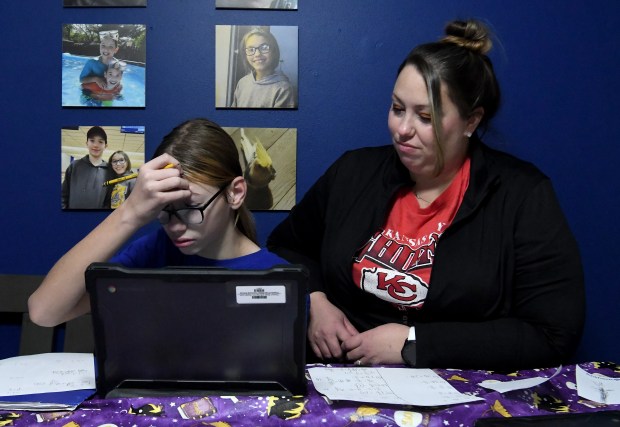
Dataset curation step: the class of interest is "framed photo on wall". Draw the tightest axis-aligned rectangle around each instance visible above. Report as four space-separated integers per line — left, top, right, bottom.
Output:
63 0 147 7
62 24 146 107
223 127 297 211
61 125 145 210
215 25 298 109
215 0 298 10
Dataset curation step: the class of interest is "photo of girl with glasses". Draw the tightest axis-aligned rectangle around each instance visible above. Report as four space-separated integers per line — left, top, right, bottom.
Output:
30 118 287 327
104 150 134 209
230 28 297 109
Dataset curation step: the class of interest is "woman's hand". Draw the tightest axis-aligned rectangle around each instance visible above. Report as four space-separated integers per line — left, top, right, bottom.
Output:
341 323 409 365
119 154 190 227
308 292 359 360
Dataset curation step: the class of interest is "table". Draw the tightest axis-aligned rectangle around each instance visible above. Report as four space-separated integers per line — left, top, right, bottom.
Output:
2 362 619 426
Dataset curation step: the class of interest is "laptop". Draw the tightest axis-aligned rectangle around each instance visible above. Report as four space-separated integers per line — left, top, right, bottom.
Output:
85 262 308 398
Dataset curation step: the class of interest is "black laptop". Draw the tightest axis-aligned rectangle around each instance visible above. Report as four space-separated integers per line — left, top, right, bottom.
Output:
85 262 308 398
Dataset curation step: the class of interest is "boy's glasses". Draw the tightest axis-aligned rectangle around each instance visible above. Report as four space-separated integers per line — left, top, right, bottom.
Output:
245 43 271 56
111 159 126 165
158 187 226 225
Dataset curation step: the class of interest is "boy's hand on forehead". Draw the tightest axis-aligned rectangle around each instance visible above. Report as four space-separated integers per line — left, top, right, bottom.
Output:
120 154 190 226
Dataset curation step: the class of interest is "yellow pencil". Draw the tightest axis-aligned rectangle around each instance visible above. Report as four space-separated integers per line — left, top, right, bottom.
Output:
102 163 175 187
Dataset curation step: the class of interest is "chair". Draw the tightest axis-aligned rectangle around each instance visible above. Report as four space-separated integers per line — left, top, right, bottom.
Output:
0 274 93 355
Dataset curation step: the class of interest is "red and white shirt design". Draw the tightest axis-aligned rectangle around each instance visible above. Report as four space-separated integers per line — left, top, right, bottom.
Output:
352 157 470 310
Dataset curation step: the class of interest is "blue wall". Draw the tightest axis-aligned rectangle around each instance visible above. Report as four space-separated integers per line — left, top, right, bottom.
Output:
2 1 618 363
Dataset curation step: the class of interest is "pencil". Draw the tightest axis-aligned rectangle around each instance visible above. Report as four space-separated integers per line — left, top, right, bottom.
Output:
102 163 175 187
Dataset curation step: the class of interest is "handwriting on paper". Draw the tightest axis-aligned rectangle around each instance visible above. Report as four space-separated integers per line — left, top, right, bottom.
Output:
576 365 620 404
0 353 95 396
308 367 483 406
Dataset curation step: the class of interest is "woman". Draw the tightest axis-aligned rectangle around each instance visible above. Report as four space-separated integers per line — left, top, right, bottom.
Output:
30 118 287 327
267 20 585 371
231 28 296 109
104 150 134 209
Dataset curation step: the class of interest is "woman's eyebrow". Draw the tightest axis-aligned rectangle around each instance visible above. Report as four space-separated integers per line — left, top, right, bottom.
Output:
392 93 430 109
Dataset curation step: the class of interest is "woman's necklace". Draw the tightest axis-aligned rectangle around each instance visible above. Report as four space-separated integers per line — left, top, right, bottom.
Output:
413 190 432 204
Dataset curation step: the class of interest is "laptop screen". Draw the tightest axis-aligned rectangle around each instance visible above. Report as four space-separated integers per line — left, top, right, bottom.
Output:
85 263 308 397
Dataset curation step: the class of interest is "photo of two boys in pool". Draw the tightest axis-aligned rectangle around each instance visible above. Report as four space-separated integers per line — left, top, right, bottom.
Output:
62 24 146 108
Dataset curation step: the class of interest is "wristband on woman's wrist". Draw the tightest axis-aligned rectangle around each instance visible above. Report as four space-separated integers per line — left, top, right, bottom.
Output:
401 326 417 367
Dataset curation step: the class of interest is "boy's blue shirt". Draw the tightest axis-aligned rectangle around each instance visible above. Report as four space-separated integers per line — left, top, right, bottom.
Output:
79 57 107 80
110 228 287 269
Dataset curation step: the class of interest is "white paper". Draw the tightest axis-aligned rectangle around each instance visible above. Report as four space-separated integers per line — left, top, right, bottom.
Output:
308 366 482 406
478 366 562 393
0 353 95 396
576 365 620 404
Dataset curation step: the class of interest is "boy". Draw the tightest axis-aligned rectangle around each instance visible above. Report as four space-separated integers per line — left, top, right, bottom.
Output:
61 126 109 209
81 59 125 100
79 30 120 89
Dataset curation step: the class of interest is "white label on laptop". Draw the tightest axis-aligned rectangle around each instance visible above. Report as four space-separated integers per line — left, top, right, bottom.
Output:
236 285 286 304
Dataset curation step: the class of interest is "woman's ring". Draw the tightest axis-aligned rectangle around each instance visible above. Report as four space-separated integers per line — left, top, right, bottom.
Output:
354 359 362 366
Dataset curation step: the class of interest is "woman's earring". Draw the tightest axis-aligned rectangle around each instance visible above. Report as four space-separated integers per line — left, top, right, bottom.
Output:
464 131 472 138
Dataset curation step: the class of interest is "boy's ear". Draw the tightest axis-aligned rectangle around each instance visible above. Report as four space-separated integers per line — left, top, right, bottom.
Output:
227 176 247 209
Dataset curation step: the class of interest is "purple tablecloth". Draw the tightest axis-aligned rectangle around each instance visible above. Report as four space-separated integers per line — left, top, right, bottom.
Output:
2 362 619 426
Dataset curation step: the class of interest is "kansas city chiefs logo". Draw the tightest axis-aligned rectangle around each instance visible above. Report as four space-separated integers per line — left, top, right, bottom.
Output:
360 267 428 307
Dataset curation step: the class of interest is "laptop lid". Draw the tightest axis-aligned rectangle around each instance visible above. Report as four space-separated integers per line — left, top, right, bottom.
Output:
85 263 308 398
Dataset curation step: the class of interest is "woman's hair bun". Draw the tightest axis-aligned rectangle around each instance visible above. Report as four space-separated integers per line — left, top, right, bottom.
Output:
441 19 492 55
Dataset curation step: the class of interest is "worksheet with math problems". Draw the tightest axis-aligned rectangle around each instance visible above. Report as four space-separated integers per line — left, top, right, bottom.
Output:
308 366 483 406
